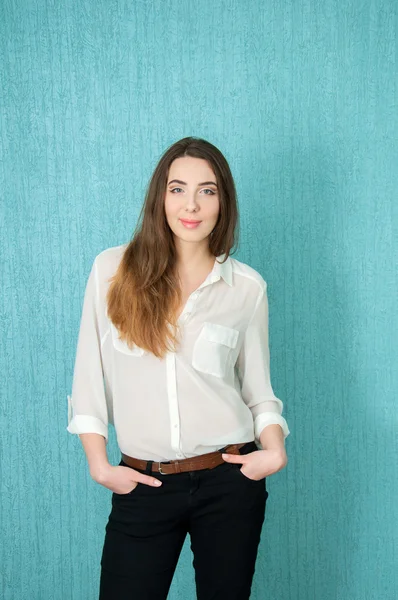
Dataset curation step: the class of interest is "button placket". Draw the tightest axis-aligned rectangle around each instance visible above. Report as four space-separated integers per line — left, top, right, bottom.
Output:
166 352 180 452
171 279 218 456
178 289 201 324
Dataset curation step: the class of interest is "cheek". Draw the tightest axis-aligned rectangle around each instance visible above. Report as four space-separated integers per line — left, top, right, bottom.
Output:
164 196 176 219
208 199 220 219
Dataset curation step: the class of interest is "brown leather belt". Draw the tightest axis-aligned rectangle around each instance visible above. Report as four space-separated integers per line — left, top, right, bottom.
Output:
121 442 249 475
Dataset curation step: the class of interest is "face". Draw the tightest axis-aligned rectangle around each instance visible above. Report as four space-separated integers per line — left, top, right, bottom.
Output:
164 156 220 250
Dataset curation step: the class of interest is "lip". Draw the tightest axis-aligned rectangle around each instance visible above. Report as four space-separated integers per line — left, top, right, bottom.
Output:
180 218 202 228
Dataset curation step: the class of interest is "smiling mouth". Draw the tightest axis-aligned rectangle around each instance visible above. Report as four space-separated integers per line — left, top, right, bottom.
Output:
180 219 202 228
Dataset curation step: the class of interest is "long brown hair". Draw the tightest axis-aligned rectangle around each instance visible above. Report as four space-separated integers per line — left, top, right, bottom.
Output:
106 136 240 359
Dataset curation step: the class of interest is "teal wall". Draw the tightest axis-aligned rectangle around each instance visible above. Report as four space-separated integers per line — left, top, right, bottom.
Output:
1 1 397 599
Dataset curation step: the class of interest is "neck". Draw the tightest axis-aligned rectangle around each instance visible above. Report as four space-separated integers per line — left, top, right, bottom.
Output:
174 241 215 279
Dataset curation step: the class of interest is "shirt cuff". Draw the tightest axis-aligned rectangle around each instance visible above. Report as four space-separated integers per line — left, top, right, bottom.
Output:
67 396 108 442
254 413 290 442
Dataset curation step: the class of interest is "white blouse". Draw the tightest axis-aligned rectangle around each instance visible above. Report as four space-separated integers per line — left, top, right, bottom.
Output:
67 244 290 461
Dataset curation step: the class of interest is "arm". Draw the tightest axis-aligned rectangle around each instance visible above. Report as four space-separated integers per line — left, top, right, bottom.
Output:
236 280 290 452
259 423 286 453
79 433 110 482
67 257 111 473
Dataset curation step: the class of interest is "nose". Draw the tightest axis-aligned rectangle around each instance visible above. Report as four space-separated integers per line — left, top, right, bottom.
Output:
184 193 200 211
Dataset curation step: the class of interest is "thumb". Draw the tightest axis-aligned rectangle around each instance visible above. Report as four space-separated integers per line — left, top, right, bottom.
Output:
222 453 244 464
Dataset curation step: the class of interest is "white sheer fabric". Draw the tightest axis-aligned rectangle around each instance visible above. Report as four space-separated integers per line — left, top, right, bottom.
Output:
67 244 290 461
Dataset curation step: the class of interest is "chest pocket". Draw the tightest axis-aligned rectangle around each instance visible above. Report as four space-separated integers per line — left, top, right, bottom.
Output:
192 322 239 378
110 322 145 357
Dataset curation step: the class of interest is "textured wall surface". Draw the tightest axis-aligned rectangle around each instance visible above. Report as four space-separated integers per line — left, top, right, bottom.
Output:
1 1 397 599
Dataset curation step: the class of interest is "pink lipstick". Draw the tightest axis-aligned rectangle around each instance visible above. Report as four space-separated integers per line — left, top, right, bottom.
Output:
180 219 202 229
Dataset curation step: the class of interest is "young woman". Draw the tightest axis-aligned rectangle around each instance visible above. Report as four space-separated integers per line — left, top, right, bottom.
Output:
67 136 290 600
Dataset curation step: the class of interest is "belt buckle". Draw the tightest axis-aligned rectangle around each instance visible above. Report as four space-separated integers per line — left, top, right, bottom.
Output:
157 461 170 475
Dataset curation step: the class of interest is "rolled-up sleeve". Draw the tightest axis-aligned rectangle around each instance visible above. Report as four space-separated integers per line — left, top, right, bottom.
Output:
237 281 290 445
66 257 109 442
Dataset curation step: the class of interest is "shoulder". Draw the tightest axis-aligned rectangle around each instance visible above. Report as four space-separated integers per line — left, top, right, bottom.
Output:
93 242 129 280
229 256 267 294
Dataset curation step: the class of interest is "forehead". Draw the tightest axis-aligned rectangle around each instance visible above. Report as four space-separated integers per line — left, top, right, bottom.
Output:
167 156 216 182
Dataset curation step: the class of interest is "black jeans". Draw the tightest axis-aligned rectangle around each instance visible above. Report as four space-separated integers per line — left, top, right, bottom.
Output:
99 441 268 600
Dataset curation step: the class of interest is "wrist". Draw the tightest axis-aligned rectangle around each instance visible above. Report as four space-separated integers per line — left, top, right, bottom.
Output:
260 447 287 469
90 462 113 484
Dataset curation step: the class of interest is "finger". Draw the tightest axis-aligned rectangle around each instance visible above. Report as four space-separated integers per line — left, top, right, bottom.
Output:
133 471 162 487
221 453 244 464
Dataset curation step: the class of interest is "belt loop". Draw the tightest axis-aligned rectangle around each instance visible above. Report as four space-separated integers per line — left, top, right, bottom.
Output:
145 460 154 475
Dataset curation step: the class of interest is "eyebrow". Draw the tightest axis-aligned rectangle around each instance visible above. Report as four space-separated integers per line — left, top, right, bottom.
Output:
167 179 218 187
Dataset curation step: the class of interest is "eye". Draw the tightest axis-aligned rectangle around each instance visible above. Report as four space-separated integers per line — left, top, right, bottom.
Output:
169 187 216 195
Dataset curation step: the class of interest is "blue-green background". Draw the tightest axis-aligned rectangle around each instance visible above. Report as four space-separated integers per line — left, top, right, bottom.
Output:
1 1 397 599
